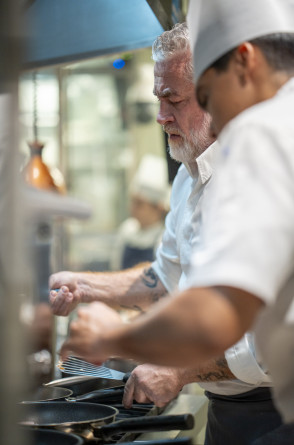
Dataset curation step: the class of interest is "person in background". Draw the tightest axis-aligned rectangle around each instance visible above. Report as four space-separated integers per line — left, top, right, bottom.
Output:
111 154 169 271
49 23 289 445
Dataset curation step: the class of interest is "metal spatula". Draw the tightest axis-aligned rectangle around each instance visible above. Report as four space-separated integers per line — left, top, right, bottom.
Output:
58 356 130 381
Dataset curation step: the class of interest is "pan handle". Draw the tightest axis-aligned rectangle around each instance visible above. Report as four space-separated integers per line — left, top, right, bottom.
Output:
118 438 193 445
66 388 125 403
93 414 194 439
123 372 132 382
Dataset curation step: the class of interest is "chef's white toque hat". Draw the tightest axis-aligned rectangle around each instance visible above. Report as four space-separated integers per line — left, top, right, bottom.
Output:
187 0 294 84
130 154 170 210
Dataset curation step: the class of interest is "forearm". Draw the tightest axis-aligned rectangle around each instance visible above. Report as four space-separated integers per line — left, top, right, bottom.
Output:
100 286 263 367
122 359 236 409
73 264 167 310
175 357 235 386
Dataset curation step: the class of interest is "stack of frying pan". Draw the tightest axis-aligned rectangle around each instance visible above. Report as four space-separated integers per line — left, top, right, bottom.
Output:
19 359 195 445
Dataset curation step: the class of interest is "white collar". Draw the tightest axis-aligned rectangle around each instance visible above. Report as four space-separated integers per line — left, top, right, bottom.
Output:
184 141 218 182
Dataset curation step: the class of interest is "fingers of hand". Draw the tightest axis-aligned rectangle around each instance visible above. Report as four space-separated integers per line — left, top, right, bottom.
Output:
123 375 135 409
49 287 76 316
123 371 152 408
124 366 179 408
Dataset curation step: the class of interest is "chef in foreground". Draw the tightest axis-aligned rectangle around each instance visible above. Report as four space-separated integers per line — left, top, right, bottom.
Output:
59 0 294 437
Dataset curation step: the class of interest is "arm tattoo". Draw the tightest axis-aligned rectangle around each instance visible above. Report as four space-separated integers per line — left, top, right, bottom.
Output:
142 267 159 288
142 267 167 304
196 358 234 382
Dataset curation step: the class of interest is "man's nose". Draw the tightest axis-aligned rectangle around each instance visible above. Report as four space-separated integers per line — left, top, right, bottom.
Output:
156 103 174 126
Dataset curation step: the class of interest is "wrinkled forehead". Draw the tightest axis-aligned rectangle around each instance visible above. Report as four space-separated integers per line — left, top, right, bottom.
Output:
153 57 192 97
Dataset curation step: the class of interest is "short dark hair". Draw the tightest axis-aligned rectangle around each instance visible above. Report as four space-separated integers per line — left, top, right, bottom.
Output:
211 33 294 73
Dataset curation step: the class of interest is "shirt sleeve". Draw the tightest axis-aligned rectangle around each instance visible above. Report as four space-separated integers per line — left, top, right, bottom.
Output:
225 333 271 385
152 170 184 293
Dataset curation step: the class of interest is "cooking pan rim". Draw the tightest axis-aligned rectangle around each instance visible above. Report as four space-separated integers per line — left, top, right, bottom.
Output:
43 375 101 386
18 401 119 427
21 386 73 402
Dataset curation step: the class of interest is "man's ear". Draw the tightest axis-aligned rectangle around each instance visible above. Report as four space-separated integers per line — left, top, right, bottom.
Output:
233 42 256 85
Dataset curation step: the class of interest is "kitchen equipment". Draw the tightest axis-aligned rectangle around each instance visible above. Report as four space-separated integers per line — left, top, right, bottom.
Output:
18 402 194 441
23 428 191 445
44 375 124 396
66 387 125 404
21 427 83 445
118 440 192 445
59 356 130 380
43 374 126 404
23 385 73 402
92 414 194 440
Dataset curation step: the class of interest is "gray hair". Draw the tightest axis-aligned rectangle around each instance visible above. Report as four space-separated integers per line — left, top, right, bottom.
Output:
152 22 193 80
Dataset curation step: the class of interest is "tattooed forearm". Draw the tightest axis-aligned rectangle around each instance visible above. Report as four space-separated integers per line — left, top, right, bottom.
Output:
215 358 229 369
142 267 159 288
196 357 235 382
142 267 167 304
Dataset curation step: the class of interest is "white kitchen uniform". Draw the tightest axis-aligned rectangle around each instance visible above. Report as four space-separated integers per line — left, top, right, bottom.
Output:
152 142 271 395
187 78 294 422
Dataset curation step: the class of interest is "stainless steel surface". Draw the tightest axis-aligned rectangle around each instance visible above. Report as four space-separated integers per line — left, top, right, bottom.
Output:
146 0 185 29
25 187 92 221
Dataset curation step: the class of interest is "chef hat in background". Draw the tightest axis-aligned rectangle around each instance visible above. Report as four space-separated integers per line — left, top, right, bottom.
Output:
130 154 170 210
187 0 294 84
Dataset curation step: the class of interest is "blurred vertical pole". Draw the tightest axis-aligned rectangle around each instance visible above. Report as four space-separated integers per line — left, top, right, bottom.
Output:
0 0 29 444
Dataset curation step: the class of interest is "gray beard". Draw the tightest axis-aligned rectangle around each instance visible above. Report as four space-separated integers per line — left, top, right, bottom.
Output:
167 118 213 164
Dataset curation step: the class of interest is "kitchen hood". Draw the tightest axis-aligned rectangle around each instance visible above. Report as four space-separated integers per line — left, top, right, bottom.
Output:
23 0 165 69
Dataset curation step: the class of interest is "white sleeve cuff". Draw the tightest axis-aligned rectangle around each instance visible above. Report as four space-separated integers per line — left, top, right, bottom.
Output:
225 333 272 385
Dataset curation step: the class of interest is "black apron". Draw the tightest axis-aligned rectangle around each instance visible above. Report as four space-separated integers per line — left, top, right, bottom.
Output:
204 387 294 445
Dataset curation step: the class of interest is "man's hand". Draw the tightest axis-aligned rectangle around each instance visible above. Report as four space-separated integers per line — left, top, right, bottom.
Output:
123 364 184 408
49 271 82 316
60 302 123 362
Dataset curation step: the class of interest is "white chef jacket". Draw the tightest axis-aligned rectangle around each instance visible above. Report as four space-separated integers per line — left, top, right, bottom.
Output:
152 142 271 395
187 78 294 421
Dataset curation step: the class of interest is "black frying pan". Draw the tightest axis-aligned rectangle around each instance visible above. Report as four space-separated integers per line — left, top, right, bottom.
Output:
22 428 192 445
20 427 83 445
44 375 124 397
119 440 193 445
18 402 194 441
24 386 73 402
66 387 125 403
24 382 124 404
